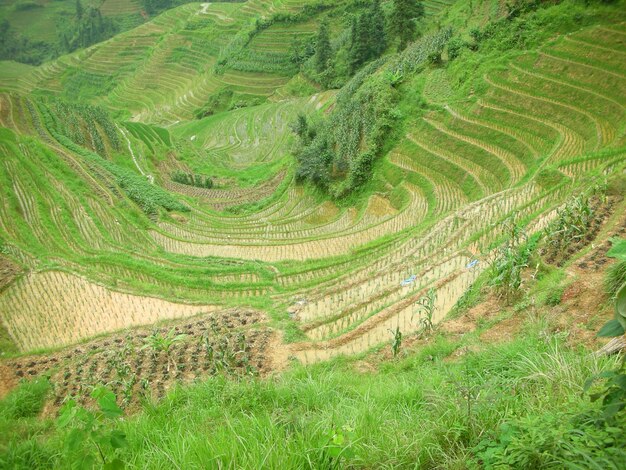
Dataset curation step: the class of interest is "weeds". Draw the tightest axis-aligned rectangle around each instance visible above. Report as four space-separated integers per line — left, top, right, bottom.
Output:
0 377 50 419
57 386 127 468
605 237 626 299
590 270 626 423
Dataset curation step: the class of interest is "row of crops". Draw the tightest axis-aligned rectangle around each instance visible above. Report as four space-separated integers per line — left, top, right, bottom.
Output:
5 308 273 411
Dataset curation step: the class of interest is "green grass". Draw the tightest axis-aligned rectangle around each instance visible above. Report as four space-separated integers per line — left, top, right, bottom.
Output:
1 322 623 468
0 323 18 357
0 377 50 422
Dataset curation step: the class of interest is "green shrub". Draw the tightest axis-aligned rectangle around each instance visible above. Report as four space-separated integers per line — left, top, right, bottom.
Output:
474 410 626 468
194 89 235 119
605 238 626 298
544 284 565 306
606 260 626 298
171 171 213 189
294 60 398 197
0 378 50 420
447 36 465 60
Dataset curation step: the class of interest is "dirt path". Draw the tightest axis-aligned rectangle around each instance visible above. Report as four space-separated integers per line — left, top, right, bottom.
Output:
117 125 154 184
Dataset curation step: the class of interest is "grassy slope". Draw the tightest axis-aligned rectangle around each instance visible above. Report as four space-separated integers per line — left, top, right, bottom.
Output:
1 247 624 468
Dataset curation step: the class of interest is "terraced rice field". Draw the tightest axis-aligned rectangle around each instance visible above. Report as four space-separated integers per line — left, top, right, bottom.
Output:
100 0 142 16
0 1 625 376
0 2 300 124
1 271 219 351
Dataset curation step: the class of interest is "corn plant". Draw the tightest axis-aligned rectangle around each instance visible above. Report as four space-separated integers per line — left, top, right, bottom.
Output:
490 222 530 304
544 193 595 257
141 329 187 372
415 288 437 333
389 327 402 358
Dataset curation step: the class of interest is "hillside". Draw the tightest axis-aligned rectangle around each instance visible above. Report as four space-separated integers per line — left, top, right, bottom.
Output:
0 0 625 468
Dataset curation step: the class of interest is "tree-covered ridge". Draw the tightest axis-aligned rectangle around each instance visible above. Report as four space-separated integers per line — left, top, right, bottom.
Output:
0 0 211 65
0 1 127 65
293 0 626 196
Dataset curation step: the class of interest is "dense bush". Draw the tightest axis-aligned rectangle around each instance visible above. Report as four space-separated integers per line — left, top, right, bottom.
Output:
0 19 52 65
474 408 626 468
194 89 235 119
293 58 397 197
171 171 214 189
60 7 118 53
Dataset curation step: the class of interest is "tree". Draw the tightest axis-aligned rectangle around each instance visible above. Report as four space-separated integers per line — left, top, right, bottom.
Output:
314 19 332 74
75 0 83 20
291 34 315 66
369 0 387 57
141 0 174 15
349 15 371 73
348 15 358 56
0 19 9 38
447 36 465 60
390 0 425 51
348 0 387 73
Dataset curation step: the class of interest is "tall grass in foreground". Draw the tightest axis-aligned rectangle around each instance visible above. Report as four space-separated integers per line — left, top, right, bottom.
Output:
1 322 623 469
